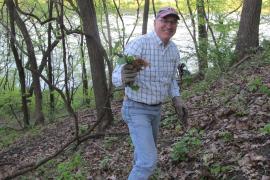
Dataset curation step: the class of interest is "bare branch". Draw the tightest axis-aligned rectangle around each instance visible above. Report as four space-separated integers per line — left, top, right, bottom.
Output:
112 0 125 49
126 0 141 45
14 1 57 25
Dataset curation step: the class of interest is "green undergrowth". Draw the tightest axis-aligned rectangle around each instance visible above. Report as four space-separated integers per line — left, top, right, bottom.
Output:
0 86 96 128
247 77 270 97
0 127 21 149
260 123 270 135
0 126 43 149
56 153 87 180
181 44 270 100
171 128 203 162
20 153 88 179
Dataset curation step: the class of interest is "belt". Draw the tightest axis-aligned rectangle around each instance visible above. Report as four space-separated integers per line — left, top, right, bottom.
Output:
124 96 162 106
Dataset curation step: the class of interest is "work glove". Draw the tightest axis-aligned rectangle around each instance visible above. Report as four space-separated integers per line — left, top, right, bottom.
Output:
172 96 188 130
121 64 138 86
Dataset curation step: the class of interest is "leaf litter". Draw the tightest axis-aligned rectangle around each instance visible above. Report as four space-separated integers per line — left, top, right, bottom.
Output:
0 57 269 179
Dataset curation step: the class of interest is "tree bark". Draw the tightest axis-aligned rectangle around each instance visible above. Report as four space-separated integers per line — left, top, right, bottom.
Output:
7 1 30 127
47 0 55 120
152 0 156 17
26 39 60 97
6 0 45 125
142 0 149 34
235 0 262 60
77 0 113 131
80 34 90 105
57 0 71 105
101 0 113 55
196 0 208 73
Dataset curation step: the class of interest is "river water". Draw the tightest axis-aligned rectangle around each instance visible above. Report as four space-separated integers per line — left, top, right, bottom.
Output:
113 14 270 73
0 13 269 86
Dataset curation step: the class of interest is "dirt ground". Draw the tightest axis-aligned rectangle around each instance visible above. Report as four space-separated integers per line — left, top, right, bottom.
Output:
0 57 269 180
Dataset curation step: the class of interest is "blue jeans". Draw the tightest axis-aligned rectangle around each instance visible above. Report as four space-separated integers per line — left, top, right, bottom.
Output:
121 98 161 180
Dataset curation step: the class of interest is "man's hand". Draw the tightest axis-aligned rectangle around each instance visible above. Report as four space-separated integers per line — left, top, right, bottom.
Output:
121 64 138 86
172 96 188 129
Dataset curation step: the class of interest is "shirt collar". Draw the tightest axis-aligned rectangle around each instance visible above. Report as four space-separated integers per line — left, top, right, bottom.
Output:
151 31 172 48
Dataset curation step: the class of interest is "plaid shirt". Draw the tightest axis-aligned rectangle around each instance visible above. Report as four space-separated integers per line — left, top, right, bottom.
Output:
112 31 180 105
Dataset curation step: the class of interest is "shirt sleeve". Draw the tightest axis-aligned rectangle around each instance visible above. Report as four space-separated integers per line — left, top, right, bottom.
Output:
169 49 181 98
169 79 180 97
112 64 125 87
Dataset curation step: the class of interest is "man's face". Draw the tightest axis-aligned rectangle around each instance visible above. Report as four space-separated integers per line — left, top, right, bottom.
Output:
154 16 178 44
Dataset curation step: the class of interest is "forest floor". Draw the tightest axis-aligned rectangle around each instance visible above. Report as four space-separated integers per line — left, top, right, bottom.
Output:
0 53 270 180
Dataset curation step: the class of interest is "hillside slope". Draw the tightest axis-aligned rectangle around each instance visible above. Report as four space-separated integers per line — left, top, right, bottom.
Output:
0 52 269 179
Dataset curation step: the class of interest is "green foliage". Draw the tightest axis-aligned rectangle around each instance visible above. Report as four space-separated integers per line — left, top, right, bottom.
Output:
259 85 270 96
112 89 125 101
79 124 88 134
161 114 177 128
180 90 193 99
18 0 49 18
206 0 242 13
0 127 20 148
0 90 22 120
206 12 238 71
247 77 270 96
182 75 194 88
27 125 43 136
56 153 86 180
161 103 184 129
43 85 95 120
261 40 270 59
0 84 97 127
247 78 261 92
204 68 222 84
116 55 135 65
71 87 95 110
207 40 236 72
0 125 44 149
262 0 270 13
209 163 232 176
218 131 233 142
103 136 119 149
227 94 248 117
112 41 123 64
259 123 270 135
149 167 162 180
171 128 203 162
115 54 140 91
193 81 209 93
127 136 133 147
35 159 58 179
99 156 112 170
193 70 220 92
181 66 222 99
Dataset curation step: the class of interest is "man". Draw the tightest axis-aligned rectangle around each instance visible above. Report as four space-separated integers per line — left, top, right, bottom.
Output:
112 7 188 180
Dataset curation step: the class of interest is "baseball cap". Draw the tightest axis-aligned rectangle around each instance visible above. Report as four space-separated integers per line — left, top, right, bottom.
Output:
156 7 180 20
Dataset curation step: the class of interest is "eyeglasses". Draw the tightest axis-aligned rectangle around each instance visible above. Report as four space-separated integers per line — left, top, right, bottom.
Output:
158 18 178 26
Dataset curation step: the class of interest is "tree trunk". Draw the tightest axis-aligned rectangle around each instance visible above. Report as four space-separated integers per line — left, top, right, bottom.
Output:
57 0 71 105
152 0 156 17
235 0 262 60
7 2 30 127
47 0 55 120
80 34 90 105
142 0 150 34
196 0 208 73
6 0 45 125
77 0 113 131
102 0 113 55
25 39 60 98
